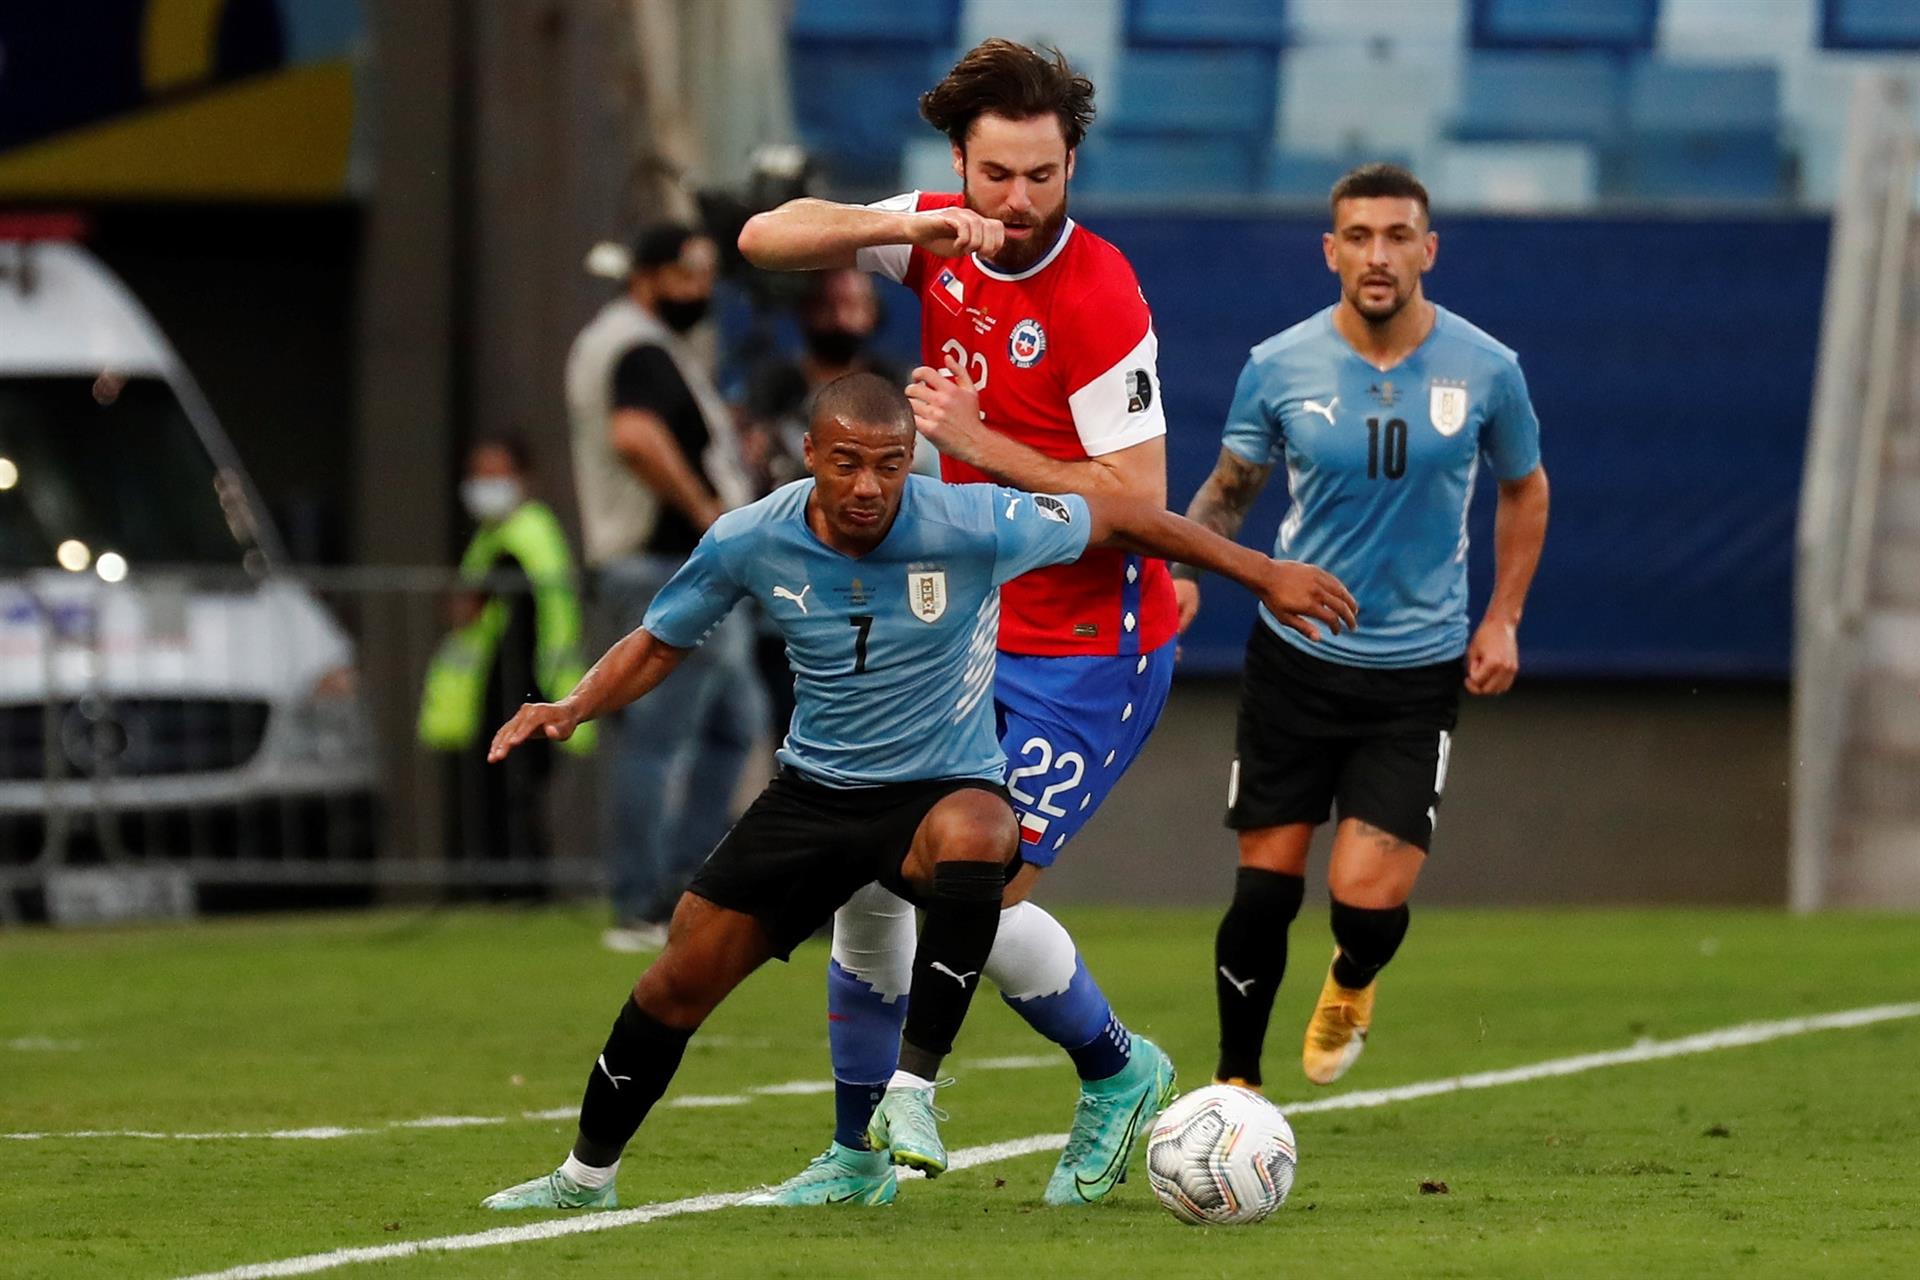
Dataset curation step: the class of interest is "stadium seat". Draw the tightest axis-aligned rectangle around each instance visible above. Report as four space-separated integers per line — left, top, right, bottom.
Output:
1822 0 1920 49
1076 133 1264 197
1603 130 1788 201
1264 151 1410 200
789 43 952 189
1277 45 1457 157
1286 0 1462 47
1626 61 1780 133
789 0 959 43
1450 52 1624 143
1470 0 1658 49
1110 47 1280 136
1126 0 1288 46
1431 139 1598 209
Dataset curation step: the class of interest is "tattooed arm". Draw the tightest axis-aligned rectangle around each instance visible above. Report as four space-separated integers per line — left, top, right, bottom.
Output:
1172 448 1275 633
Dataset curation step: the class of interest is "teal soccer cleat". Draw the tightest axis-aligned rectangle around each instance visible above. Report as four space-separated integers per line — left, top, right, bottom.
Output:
1044 1037 1177 1205
739 1142 899 1206
480 1168 618 1211
866 1080 950 1177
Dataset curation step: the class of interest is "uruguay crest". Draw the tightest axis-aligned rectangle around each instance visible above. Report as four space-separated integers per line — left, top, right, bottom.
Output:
908 569 948 623
1429 379 1469 436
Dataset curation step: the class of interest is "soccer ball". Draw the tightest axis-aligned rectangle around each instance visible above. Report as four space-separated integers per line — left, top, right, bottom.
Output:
1146 1085 1298 1225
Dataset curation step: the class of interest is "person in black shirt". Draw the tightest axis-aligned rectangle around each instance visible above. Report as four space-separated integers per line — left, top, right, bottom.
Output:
565 224 764 952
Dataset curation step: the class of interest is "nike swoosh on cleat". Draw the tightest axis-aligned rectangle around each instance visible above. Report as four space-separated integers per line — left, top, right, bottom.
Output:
1073 1092 1153 1199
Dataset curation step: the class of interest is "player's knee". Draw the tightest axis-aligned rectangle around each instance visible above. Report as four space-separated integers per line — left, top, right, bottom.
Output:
921 789 1019 867
632 951 723 1029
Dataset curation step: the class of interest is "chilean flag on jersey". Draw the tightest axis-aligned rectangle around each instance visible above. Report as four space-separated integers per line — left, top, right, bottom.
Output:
854 191 1178 659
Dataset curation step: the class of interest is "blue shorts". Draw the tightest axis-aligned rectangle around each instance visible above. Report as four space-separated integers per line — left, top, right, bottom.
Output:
993 640 1176 867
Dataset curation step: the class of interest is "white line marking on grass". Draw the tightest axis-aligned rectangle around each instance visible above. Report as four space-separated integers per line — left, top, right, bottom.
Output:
4 1054 1054 1143
1274 1001 1920 1119
177 1001 1920 1280
5 1036 85 1051
968 1054 1065 1071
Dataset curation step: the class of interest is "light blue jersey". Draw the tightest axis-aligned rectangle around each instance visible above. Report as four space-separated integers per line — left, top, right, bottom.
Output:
643 475 1092 786
1221 304 1542 668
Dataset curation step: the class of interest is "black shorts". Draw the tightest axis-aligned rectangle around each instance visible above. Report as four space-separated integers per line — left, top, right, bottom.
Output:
1226 623 1462 851
687 768 1012 960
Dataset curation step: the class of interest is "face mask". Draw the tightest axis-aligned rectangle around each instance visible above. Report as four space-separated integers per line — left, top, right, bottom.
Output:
656 295 710 333
803 327 864 366
460 477 523 523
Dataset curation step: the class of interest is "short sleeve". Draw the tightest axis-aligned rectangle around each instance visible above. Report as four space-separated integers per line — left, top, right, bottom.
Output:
853 191 923 284
639 523 748 648
611 344 691 418
1060 260 1165 458
985 487 1093 586
1482 360 1543 482
1219 354 1281 465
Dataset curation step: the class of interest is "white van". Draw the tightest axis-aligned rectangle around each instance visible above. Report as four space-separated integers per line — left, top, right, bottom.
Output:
0 237 377 920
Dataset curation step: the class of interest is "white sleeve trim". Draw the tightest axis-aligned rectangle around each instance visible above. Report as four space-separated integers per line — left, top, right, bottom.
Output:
1067 328 1167 458
852 191 921 283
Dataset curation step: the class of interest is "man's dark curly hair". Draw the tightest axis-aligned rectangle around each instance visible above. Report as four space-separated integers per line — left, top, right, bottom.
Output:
919 39 1096 151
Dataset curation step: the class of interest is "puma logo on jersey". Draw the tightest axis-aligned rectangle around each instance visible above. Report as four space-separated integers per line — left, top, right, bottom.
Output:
930 962 978 987
1219 966 1257 997
1005 494 1021 519
772 584 811 613
1303 396 1339 425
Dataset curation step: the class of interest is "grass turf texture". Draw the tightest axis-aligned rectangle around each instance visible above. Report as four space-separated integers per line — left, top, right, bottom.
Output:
2 906 1916 1279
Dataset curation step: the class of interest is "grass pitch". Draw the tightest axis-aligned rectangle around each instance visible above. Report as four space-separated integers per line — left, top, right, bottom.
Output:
3 905 1917 1279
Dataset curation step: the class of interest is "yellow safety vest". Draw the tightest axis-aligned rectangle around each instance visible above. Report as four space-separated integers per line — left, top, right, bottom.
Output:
417 501 597 755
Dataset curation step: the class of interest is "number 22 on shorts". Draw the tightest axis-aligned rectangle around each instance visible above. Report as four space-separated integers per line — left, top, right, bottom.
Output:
1005 736 1085 818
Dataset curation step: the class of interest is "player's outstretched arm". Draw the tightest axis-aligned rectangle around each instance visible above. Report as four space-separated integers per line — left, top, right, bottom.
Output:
738 198 1005 271
1466 465 1550 695
1168 447 1275 634
488 628 687 762
1083 495 1356 642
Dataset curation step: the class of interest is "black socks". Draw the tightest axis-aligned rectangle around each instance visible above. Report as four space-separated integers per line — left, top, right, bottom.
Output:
572 995 694 1168
897 859 1005 1079
1213 867 1306 1086
1330 897 1410 990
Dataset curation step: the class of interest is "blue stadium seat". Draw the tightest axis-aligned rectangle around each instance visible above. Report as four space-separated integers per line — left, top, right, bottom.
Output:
1076 134 1263 197
1823 0 1920 49
1604 130 1788 202
1126 0 1288 46
1451 52 1624 143
789 0 959 43
1627 62 1780 133
1263 151 1403 200
789 44 951 189
1110 48 1279 136
1471 0 1657 50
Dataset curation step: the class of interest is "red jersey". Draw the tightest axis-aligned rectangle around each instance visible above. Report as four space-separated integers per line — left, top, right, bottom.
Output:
857 191 1177 657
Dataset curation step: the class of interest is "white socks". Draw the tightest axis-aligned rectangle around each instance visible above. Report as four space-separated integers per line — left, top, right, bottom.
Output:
887 1069 935 1091
560 1153 619 1189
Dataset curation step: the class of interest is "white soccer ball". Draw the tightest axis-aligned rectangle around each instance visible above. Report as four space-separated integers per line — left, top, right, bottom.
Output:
1146 1084 1298 1225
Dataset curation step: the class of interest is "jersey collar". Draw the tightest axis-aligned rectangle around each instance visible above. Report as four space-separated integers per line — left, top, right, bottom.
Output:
972 219 1076 282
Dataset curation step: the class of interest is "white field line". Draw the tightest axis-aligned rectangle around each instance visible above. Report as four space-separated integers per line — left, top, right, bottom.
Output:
2 1054 1066 1143
175 1000 1920 1280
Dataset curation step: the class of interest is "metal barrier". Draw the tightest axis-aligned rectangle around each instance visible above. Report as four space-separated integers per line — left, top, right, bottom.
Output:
0 566 628 925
